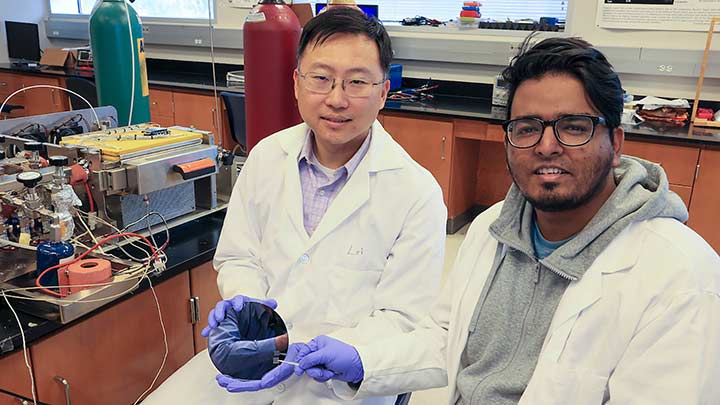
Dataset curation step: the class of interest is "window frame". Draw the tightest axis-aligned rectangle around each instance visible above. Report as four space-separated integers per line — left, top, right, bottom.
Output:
47 0 217 24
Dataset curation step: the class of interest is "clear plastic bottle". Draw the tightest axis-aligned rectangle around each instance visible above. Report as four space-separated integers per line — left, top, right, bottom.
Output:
49 156 81 240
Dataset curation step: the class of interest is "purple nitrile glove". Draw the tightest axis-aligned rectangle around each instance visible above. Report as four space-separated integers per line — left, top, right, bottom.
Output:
201 295 278 337
215 342 311 393
297 335 364 384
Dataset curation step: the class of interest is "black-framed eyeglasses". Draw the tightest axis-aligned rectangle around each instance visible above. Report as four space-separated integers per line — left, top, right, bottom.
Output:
502 115 608 149
296 69 386 98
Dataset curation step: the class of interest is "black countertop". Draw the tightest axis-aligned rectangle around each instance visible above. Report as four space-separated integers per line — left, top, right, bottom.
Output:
2 62 720 147
0 210 225 357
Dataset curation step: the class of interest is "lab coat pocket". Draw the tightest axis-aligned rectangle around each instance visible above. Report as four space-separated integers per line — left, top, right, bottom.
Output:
521 361 608 405
325 266 383 327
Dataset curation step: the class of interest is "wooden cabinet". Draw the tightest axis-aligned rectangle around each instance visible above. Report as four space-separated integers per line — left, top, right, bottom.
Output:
0 73 68 118
0 350 35 403
688 148 720 252
173 91 220 144
30 272 195 405
18 75 68 117
149 88 175 127
622 140 701 210
0 72 25 118
189 262 223 354
383 113 453 209
622 140 700 187
0 392 35 405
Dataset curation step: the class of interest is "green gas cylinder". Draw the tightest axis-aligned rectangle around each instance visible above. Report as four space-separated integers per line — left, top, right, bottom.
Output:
89 0 150 126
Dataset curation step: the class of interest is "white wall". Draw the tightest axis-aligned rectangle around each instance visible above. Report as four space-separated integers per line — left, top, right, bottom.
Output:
0 1 52 64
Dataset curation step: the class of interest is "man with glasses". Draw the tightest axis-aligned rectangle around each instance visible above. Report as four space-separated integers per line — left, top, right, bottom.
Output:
142 7 446 405
273 36 720 404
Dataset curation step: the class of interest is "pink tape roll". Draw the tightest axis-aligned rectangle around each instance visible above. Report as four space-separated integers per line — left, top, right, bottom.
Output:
60 258 112 296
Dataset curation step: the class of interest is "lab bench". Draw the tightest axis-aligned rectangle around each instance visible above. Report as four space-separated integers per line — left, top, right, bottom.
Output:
0 211 224 404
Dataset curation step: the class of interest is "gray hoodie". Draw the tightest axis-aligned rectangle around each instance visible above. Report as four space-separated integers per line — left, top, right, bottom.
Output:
455 156 688 405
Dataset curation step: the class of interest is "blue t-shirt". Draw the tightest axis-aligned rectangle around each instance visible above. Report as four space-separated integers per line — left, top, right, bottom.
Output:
532 219 572 259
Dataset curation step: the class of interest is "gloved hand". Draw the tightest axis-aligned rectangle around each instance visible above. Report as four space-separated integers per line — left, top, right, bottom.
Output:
297 335 364 383
216 342 311 392
201 295 277 337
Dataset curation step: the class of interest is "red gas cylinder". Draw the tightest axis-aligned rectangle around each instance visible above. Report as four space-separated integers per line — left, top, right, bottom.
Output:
243 0 302 152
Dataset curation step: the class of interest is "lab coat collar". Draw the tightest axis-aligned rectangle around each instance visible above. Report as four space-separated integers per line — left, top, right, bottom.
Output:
276 120 405 172
277 120 406 247
542 225 640 356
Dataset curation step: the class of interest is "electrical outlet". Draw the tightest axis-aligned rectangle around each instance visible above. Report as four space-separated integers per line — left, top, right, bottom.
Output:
657 64 673 73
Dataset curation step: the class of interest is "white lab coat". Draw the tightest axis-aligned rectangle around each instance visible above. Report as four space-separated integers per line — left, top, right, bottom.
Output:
143 121 447 405
341 202 720 405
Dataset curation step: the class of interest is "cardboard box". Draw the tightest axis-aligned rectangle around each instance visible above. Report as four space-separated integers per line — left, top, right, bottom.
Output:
291 4 314 27
40 48 77 70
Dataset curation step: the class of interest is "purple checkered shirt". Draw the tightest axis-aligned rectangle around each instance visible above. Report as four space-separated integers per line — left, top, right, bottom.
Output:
298 129 372 236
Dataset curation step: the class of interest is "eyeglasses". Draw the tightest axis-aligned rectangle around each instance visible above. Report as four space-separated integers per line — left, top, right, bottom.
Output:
296 69 385 98
502 115 608 149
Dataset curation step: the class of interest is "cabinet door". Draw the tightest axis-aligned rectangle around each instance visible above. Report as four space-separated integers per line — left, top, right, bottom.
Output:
149 88 175 127
30 272 195 405
688 148 720 252
173 92 220 144
20 76 68 116
0 391 36 405
383 114 453 207
0 72 26 118
622 140 700 187
189 261 223 354
0 350 35 402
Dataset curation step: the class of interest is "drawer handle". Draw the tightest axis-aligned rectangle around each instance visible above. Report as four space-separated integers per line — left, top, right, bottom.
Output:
441 136 446 160
54 376 72 405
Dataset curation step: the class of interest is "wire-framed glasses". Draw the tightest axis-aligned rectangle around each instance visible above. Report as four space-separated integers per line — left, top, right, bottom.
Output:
296 69 385 98
502 115 608 148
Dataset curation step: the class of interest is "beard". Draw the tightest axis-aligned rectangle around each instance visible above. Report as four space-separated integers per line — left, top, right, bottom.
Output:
508 151 615 213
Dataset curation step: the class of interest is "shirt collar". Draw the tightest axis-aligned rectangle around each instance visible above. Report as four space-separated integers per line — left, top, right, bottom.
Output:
298 127 372 179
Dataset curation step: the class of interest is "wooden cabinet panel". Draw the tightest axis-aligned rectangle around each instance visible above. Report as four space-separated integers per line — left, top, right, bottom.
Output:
0 391 36 404
688 148 720 252
20 75 68 116
173 91 220 144
149 88 174 117
669 184 692 209
453 120 504 143
383 114 453 208
0 72 26 118
376 112 384 126
0 72 23 99
0 350 35 400
189 262 222 354
622 140 700 186
454 118 487 141
30 272 195 405
149 88 174 126
486 124 505 143
475 141 513 207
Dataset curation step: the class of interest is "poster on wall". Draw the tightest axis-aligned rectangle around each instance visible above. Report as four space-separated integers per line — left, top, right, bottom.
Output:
597 0 720 31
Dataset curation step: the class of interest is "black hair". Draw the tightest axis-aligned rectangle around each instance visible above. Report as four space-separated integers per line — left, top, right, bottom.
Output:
298 7 393 76
501 35 623 136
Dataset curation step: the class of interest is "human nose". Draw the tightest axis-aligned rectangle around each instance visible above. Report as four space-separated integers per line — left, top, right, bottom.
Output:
534 123 563 157
324 79 349 108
